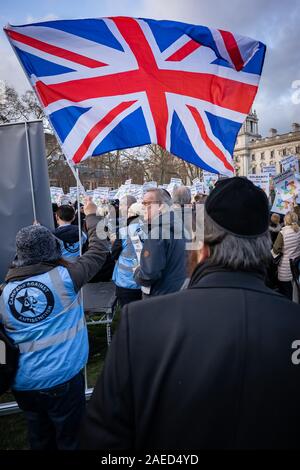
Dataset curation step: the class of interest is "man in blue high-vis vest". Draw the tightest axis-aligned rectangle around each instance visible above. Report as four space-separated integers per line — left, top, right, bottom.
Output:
0 197 109 450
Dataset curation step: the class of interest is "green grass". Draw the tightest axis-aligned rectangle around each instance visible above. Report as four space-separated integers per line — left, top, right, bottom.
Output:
0 308 121 450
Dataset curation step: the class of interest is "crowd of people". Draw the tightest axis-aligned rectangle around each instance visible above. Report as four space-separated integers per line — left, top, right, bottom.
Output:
1 176 300 450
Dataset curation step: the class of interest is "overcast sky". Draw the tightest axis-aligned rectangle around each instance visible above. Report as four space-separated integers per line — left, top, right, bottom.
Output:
0 0 299 136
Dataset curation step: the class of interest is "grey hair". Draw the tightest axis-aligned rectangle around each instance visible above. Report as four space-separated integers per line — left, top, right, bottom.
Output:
146 188 172 206
204 214 272 271
173 186 191 205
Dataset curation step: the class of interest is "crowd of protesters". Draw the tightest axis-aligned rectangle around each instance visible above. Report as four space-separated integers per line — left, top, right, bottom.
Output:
1 176 300 450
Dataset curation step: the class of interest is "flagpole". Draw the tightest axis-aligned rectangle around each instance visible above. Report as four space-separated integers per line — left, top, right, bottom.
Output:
75 166 88 391
76 166 82 254
24 121 37 222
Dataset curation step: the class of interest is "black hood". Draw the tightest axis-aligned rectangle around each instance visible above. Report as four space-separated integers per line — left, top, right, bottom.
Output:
54 225 81 244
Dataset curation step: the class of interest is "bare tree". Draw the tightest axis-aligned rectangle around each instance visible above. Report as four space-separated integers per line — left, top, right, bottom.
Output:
1 85 202 189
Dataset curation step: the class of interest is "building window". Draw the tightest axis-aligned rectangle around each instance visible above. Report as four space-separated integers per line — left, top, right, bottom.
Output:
261 152 265 160
282 148 286 156
251 154 255 161
270 150 274 159
296 146 300 154
252 167 256 174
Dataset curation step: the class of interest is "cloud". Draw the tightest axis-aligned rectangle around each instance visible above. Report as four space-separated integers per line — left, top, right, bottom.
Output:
25 13 59 24
0 36 29 94
0 12 61 95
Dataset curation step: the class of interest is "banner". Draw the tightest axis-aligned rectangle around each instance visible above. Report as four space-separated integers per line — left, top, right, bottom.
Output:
247 174 270 197
0 121 54 282
108 189 118 200
262 165 277 177
50 186 64 204
271 192 294 215
273 170 300 201
281 155 299 173
203 172 218 193
143 181 158 191
170 177 183 186
192 178 205 195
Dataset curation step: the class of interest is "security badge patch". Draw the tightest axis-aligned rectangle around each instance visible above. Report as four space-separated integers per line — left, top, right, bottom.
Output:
64 241 79 254
8 281 55 323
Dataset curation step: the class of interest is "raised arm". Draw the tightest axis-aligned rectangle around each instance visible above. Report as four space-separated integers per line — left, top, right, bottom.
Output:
67 197 110 292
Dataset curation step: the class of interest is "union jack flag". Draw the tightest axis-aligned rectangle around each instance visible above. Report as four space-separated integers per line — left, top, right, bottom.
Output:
4 17 266 176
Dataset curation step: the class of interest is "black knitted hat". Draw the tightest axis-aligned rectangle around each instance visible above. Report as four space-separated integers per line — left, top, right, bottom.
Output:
15 225 62 266
205 177 269 237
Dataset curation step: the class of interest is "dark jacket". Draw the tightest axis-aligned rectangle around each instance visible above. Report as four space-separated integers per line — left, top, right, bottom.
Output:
134 210 186 296
81 264 300 450
54 223 82 244
269 222 281 245
6 215 109 293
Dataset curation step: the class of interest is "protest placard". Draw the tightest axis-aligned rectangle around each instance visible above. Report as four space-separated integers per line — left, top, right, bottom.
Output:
271 192 294 215
281 155 299 173
247 174 270 197
170 177 183 186
203 172 218 193
262 165 277 177
50 187 64 204
273 170 300 201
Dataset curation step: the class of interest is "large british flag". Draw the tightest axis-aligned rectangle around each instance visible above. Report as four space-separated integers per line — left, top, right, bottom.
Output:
4 17 266 176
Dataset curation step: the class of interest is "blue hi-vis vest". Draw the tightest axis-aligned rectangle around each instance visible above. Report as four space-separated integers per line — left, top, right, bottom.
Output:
0 266 88 391
112 222 141 290
60 232 87 261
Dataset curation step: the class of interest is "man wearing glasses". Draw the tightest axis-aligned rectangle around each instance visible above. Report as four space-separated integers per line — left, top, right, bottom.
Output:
134 188 187 297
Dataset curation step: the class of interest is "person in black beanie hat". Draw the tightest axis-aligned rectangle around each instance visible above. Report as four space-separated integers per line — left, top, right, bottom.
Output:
1 197 110 451
14 225 62 267
192 176 272 278
81 176 300 451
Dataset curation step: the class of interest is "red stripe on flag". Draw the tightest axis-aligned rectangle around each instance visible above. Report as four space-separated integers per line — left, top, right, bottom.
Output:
112 17 169 147
219 30 244 71
187 105 234 173
6 29 107 69
35 68 257 116
72 101 137 163
165 40 201 62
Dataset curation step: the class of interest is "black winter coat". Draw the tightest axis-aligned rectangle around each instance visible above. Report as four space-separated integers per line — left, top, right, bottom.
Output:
81 265 300 449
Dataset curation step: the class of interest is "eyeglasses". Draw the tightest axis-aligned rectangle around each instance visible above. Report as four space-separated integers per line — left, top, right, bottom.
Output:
142 201 160 206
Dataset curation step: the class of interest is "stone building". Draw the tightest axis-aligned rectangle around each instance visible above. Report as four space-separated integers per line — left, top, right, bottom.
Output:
233 110 300 176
